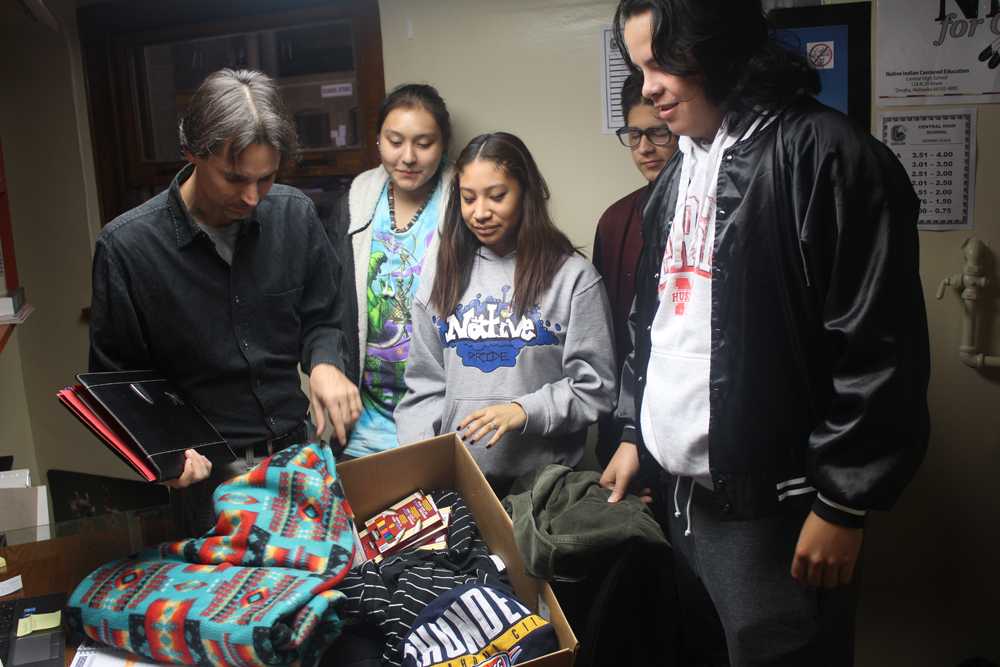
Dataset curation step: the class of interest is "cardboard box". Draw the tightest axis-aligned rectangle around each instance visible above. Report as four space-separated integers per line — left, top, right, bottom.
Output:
338 434 578 667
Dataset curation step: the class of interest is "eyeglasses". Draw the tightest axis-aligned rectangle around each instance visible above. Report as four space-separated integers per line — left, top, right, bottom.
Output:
615 125 675 148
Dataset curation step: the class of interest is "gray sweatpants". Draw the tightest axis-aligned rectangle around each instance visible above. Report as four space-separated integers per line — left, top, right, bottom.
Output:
663 476 858 667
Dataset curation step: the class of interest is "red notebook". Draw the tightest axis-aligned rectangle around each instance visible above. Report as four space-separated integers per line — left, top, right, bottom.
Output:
58 371 234 482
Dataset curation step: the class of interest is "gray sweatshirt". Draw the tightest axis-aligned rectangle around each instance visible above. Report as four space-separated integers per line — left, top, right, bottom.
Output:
395 247 617 488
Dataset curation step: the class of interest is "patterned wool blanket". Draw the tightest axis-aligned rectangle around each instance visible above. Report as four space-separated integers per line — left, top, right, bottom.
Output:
67 442 356 666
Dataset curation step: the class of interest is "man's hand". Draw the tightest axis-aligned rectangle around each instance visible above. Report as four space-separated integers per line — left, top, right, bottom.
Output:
791 511 864 588
309 363 361 446
164 449 212 489
458 403 527 448
598 442 651 503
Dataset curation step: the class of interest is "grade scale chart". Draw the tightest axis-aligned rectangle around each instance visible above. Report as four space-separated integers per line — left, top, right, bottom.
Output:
879 108 977 231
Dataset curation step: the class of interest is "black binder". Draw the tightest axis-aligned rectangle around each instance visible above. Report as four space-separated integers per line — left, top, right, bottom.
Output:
58 370 235 482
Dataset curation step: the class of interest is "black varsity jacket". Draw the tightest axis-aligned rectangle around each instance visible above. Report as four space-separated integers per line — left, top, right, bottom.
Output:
617 97 930 528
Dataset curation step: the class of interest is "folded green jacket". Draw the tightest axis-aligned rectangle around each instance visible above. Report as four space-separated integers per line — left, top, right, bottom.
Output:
503 465 667 581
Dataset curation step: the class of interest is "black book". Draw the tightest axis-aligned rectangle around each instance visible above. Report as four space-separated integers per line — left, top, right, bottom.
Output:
58 370 235 482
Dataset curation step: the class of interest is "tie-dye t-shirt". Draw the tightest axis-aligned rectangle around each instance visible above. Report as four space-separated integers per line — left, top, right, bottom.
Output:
346 182 443 457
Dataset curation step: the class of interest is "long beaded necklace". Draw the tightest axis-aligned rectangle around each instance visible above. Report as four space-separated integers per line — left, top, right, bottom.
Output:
387 181 432 234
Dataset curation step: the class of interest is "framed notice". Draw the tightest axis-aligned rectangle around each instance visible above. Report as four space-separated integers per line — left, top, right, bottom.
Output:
877 0 1000 105
770 2 871 132
600 26 630 133
880 108 977 230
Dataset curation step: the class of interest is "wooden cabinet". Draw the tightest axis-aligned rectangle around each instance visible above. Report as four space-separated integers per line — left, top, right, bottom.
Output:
78 0 385 222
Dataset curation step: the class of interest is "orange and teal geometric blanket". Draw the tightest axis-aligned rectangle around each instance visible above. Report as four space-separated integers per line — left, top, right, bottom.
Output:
67 442 356 666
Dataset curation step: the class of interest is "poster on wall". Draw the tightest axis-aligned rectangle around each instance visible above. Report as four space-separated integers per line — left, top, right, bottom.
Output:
877 0 1000 105
601 27 630 133
880 108 977 230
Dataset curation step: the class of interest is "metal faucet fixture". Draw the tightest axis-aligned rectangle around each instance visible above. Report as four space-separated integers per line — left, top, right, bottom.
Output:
936 238 1000 369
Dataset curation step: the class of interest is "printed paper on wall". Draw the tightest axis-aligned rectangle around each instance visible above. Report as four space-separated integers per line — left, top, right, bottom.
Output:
601 27 630 133
880 108 977 230
877 0 1000 105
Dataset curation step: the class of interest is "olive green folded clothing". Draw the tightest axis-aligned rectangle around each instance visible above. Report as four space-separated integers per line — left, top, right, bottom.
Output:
503 464 668 581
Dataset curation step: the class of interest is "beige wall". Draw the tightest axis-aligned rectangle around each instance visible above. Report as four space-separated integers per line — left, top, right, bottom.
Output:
860 1 1000 663
0 0 132 483
0 0 995 661
0 331 39 484
379 0 646 252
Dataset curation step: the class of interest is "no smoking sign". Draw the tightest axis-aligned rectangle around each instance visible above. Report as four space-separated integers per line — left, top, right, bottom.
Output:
807 41 835 70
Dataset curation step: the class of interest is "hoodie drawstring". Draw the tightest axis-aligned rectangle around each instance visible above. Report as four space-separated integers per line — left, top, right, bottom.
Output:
673 476 695 537
673 475 682 518
683 479 694 536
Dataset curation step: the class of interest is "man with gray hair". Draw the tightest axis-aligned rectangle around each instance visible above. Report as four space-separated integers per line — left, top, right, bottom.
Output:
89 69 360 535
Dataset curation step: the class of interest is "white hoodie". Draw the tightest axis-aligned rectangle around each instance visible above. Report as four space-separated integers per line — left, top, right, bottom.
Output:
640 118 768 483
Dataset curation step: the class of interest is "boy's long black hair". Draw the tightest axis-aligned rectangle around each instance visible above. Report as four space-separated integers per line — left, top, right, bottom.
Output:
613 0 820 131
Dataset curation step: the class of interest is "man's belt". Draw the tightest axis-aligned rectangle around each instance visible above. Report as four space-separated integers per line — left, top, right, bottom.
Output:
248 423 308 459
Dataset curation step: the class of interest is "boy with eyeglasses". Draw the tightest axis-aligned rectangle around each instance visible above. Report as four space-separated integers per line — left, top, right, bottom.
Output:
592 72 677 467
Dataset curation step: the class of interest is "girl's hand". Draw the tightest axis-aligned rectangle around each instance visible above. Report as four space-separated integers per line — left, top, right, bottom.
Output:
458 402 527 448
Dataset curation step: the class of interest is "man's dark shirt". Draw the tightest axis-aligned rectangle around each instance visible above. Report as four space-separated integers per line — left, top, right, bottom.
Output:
89 164 347 451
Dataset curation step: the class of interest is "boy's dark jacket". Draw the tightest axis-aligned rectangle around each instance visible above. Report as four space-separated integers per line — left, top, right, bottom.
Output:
618 97 930 528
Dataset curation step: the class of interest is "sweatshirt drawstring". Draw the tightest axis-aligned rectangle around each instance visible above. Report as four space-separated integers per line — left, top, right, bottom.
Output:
673 476 682 518
683 479 694 537
673 476 695 537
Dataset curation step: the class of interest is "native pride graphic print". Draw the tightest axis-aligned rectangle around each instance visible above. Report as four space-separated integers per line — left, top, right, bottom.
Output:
432 287 560 372
659 193 716 316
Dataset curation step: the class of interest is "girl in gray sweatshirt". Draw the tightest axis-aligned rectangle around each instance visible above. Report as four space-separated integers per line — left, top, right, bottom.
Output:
395 132 617 494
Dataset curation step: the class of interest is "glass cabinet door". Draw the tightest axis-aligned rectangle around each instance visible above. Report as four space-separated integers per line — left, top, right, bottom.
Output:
139 20 360 163
79 0 385 222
